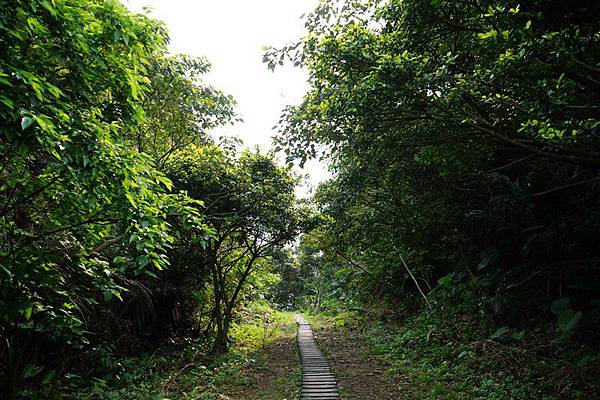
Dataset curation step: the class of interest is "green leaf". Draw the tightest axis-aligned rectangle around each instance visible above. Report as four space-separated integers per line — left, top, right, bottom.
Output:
42 370 56 385
0 74 12 87
551 297 570 316
558 309 582 333
0 96 14 109
125 192 136 206
491 326 510 339
512 330 526 340
21 116 33 130
437 274 452 287
137 255 150 268
23 364 43 379
24 304 33 320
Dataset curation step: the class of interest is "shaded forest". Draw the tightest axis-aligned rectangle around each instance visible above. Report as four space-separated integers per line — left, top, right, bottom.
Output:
1 0 599 399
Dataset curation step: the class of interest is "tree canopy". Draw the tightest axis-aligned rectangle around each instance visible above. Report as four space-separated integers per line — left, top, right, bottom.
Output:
269 0 600 344
0 0 235 396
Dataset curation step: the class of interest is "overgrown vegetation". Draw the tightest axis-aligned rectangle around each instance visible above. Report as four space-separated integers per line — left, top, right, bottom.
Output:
307 306 599 399
15 305 297 400
268 0 600 398
0 0 302 398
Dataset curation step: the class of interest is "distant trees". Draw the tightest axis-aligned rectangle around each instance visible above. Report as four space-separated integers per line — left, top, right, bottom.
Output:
270 0 600 338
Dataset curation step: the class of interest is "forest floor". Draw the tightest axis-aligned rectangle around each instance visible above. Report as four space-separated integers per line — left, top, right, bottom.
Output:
306 314 431 400
225 316 300 400
33 308 302 400
310 321 409 399
231 311 418 400
28 308 599 399
305 311 600 400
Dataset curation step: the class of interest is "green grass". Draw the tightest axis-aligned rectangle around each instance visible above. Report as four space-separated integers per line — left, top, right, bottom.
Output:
230 305 296 352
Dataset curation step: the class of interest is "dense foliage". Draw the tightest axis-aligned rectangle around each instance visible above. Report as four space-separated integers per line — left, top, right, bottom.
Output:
0 0 199 396
269 0 600 397
273 0 600 332
137 55 236 169
164 144 306 353
0 1 292 398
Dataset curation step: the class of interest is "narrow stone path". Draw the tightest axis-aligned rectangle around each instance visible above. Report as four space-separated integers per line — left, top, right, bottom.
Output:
295 315 340 400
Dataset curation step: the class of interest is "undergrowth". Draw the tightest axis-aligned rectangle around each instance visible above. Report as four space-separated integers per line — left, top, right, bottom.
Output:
18 304 298 400
307 297 600 400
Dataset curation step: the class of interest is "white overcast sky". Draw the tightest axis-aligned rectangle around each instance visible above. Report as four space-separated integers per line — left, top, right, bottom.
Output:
123 0 330 195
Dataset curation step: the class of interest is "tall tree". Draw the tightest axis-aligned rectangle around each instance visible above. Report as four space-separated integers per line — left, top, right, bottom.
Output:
164 145 306 354
136 55 237 169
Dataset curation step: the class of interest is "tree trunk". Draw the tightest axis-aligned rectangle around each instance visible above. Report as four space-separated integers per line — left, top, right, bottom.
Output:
212 302 234 355
207 245 228 355
316 283 322 313
211 330 228 355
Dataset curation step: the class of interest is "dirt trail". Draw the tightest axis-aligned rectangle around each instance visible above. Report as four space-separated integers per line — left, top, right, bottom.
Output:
227 316 415 399
226 332 299 400
312 325 408 399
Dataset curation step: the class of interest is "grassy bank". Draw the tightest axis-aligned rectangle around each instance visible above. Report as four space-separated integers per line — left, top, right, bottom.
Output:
306 311 599 400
